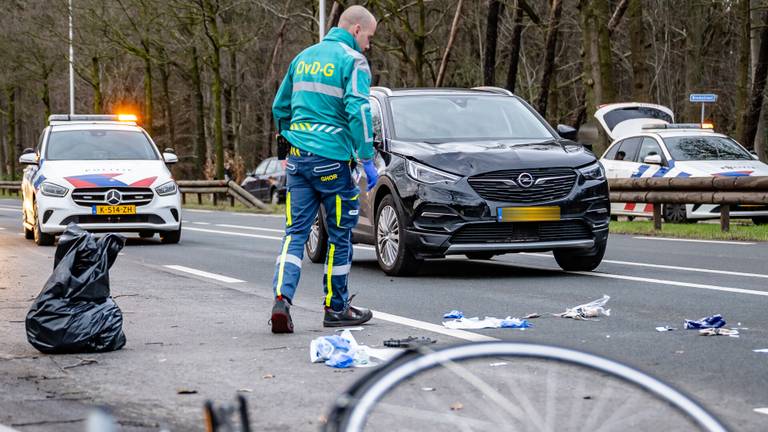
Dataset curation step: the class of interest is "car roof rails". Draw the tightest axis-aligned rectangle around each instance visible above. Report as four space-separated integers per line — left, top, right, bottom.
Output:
641 123 714 131
371 86 393 96
48 114 138 125
471 86 514 96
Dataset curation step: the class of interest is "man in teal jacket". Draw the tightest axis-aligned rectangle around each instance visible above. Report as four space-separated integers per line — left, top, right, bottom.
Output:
269 6 378 333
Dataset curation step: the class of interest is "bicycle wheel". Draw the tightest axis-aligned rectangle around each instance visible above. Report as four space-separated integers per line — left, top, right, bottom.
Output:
323 342 727 432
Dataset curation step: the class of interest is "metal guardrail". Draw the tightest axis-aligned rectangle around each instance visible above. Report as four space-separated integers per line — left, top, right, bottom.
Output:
608 177 768 231
0 180 268 210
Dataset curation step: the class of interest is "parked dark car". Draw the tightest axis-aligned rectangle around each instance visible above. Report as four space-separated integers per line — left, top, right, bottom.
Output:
306 86 611 276
241 157 286 204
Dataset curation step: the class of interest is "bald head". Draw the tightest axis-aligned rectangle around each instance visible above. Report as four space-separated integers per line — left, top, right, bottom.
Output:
338 5 377 52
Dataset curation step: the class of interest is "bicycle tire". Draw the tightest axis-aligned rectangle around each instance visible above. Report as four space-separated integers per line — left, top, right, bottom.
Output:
323 342 728 432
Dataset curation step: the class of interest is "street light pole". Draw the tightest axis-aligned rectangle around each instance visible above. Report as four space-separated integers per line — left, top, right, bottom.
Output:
319 0 326 42
68 0 75 115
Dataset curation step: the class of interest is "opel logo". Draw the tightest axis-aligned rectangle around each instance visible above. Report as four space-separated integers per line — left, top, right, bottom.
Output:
517 172 534 188
105 189 122 205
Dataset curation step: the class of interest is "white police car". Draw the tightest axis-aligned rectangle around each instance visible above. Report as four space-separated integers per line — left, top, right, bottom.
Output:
19 114 182 245
596 102 768 224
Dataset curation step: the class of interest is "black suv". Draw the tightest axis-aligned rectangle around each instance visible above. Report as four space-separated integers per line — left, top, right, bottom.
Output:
306 87 610 276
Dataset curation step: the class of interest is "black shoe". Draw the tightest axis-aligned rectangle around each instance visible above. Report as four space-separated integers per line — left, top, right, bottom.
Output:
270 298 294 334
323 295 373 327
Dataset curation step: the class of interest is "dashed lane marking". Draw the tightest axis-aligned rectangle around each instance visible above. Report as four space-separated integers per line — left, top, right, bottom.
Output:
572 271 768 297
754 408 768 416
520 253 768 280
216 223 283 233
192 222 211 225
372 310 497 342
183 209 213 213
163 265 245 283
632 236 755 245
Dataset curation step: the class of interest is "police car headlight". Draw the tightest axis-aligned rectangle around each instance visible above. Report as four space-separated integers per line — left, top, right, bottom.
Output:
406 160 460 184
40 182 69 197
579 162 605 181
155 181 178 196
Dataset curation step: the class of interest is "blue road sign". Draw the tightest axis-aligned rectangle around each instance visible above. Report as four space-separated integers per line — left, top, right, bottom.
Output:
689 93 718 103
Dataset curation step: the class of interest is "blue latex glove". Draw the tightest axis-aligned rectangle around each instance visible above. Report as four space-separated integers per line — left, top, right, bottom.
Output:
362 159 378 191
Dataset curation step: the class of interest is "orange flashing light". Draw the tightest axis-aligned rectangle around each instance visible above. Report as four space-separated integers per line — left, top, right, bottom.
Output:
701 122 714 129
117 114 138 122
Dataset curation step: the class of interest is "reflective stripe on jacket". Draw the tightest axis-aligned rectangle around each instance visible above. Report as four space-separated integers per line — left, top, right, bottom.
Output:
272 27 374 162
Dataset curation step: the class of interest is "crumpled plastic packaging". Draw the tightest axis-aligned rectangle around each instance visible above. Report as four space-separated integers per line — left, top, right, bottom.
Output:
655 326 676 332
442 316 531 330
699 328 739 337
25 224 127 354
443 310 464 319
310 329 399 368
684 314 725 329
553 295 611 321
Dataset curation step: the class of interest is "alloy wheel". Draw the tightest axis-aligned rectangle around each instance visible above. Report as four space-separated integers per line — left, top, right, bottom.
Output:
308 216 321 255
377 205 399 267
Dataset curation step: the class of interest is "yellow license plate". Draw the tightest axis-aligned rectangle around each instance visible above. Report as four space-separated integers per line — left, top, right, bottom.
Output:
497 206 560 222
93 205 136 215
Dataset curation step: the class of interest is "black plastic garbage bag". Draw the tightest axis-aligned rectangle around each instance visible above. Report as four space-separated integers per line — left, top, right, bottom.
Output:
26 224 127 353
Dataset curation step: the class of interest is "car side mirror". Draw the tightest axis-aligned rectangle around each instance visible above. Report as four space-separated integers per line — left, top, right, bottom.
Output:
163 152 178 164
751 151 760 160
644 154 662 165
19 152 37 165
556 124 578 141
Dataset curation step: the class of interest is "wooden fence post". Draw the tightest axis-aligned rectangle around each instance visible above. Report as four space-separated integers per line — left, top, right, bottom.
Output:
653 204 662 230
197 193 202 205
720 204 730 232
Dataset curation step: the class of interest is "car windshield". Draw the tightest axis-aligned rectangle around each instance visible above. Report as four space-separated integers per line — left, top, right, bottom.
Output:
663 135 752 161
46 129 159 160
389 95 554 142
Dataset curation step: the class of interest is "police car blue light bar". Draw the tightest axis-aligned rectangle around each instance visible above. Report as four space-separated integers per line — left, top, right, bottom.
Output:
48 114 138 123
641 123 714 130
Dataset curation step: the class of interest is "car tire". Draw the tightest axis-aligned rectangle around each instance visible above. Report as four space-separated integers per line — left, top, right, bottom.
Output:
33 205 55 246
553 238 607 272
663 204 690 223
139 231 155 239
375 195 422 276
22 208 34 240
306 213 328 263
752 216 768 225
465 252 496 260
270 188 280 205
160 224 182 244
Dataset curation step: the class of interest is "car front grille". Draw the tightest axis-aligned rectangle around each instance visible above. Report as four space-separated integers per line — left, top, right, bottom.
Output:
468 168 576 203
451 221 591 244
60 214 165 225
72 187 154 207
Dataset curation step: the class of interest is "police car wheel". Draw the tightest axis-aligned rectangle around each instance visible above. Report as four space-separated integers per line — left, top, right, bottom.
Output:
33 207 55 246
663 204 689 224
306 213 328 263
553 239 606 272
375 195 421 276
23 208 34 240
160 225 182 244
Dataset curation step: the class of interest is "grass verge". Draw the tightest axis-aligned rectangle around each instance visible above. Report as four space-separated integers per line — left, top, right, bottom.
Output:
610 220 768 242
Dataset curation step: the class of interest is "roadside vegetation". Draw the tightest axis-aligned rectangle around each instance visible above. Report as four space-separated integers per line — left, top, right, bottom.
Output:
610 220 768 242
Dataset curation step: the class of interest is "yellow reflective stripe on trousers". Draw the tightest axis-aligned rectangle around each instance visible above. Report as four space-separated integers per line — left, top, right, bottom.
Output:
325 243 335 307
286 191 292 226
276 235 292 298
336 194 342 227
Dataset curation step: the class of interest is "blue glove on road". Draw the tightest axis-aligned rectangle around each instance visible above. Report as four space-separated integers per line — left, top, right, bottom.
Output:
362 159 378 192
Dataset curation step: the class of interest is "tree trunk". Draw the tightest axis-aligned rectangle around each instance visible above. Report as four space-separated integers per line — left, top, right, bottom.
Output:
735 0 750 142
593 0 615 104
744 12 768 150
483 0 502 85
579 0 596 124
159 59 176 148
537 0 563 118
327 1 343 31
41 76 51 123
6 87 16 181
505 2 524 93
229 50 240 156
91 56 103 114
212 47 224 179
436 0 464 87
143 54 153 135
629 0 649 102
191 46 206 178
0 110 6 178
414 0 427 86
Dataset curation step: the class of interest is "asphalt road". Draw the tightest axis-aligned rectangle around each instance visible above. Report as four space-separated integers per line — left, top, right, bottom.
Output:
1 197 767 431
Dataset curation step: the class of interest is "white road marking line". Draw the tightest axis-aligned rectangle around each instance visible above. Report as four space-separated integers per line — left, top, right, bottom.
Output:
192 222 211 225
232 213 284 218
573 270 768 297
163 265 245 283
0 208 20 212
0 227 5 230
183 209 213 213
632 236 755 245
521 252 768 280
373 311 498 342
754 408 768 416
216 223 283 233
183 226 377 251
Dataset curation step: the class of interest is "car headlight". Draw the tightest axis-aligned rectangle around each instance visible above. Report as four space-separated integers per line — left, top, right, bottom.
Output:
40 181 69 197
406 160 460 184
579 162 605 181
155 181 178 196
